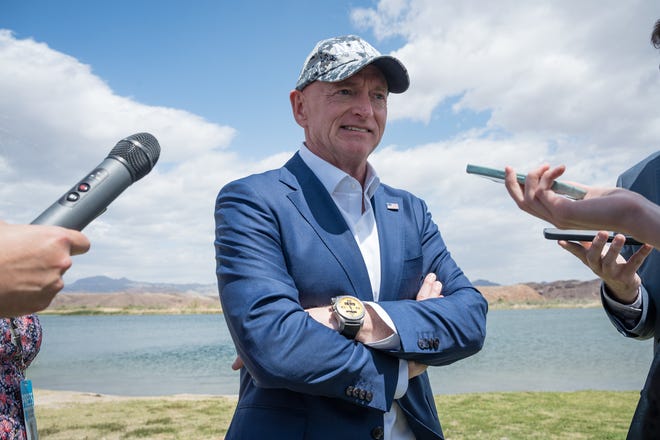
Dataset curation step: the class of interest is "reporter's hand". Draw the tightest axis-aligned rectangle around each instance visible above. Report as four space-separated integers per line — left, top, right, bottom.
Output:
558 231 652 304
0 222 90 317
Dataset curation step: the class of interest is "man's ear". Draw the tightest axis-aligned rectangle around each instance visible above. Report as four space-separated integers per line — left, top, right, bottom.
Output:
290 89 306 128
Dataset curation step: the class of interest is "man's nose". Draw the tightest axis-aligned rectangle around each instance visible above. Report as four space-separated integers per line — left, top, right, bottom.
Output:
352 92 375 117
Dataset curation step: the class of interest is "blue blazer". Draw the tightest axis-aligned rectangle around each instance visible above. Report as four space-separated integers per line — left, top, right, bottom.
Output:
602 150 660 350
215 153 488 440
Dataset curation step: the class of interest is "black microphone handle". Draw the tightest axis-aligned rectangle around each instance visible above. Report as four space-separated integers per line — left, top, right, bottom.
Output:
31 157 133 231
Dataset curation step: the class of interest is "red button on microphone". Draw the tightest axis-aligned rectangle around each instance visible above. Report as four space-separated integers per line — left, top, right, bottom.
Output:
78 183 90 192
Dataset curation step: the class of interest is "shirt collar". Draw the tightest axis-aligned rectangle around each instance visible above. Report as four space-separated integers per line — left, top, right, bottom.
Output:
298 143 380 199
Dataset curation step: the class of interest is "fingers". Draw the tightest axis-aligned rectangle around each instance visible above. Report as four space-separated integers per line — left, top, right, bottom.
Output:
627 243 654 272
67 229 91 256
416 273 443 301
408 360 429 379
505 165 558 222
561 232 645 302
584 231 611 269
542 164 567 182
558 240 589 264
231 356 244 371
504 166 524 204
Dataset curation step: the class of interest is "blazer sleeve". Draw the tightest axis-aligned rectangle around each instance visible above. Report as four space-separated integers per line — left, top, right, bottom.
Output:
600 166 659 341
375 196 488 366
215 177 400 412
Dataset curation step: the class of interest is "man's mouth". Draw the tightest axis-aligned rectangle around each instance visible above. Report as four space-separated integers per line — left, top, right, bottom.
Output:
343 126 370 133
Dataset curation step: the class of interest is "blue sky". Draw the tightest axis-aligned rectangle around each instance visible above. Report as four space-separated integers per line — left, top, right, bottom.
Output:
1 1 658 286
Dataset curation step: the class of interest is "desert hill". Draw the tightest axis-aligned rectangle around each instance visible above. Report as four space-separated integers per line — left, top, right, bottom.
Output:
49 291 219 313
45 277 602 314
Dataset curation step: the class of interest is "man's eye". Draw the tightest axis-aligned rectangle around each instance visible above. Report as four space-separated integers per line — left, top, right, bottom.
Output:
338 89 352 95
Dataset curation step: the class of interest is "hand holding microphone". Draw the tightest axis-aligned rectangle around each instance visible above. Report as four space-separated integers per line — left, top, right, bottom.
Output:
0 133 159 317
0 221 90 317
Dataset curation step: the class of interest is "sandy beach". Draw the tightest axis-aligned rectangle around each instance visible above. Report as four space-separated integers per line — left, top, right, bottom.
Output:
34 388 237 407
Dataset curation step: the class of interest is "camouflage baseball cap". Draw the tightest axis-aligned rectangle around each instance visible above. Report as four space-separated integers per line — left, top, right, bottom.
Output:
295 35 409 93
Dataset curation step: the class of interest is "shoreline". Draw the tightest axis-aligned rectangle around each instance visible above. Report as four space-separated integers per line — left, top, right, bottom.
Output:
38 298 603 316
38 302 602 316
34 388 239 407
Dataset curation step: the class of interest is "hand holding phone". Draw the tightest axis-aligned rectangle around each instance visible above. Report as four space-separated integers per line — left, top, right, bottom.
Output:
543 228 642 245
466 164 587 200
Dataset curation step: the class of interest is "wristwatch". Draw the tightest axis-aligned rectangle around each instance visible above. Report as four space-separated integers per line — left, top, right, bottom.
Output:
331 295 365 339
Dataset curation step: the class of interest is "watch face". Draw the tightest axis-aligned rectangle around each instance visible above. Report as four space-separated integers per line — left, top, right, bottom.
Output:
335 296 365 320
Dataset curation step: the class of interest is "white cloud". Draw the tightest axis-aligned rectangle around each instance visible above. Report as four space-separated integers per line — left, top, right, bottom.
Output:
0 30 262 284
354 0 660 152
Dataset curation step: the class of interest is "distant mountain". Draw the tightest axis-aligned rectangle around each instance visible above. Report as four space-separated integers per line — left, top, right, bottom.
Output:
472 279 500 286
526 279 601 301
63 276 217 295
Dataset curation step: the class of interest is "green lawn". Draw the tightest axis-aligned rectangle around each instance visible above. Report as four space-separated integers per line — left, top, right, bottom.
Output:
35 390 638 439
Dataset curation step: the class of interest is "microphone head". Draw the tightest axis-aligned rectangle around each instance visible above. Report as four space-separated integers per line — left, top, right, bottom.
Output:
108 133 160 181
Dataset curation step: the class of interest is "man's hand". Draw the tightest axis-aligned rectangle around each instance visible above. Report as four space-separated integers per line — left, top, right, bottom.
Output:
408 361 428 379
558 231 652 304
0 222 90 317
416 272 443 301
403 273 444 378
232 356 244 371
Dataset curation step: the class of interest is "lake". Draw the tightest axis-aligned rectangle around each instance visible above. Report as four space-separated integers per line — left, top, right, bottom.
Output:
27 308 653 396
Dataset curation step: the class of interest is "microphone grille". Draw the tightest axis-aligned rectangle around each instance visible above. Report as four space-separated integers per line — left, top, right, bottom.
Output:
108 133 161 181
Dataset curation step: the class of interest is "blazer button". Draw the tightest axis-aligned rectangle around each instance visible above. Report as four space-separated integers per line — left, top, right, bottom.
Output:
417 338 429 350
359 389 367 400
371 426 384 439
432 338 440 350
366 391 373 402
345 386 354 397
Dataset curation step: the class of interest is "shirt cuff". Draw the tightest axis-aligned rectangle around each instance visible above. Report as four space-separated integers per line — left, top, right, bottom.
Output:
601 284 642 327
363 301 401 349
363 302 408 398
394 359 408 399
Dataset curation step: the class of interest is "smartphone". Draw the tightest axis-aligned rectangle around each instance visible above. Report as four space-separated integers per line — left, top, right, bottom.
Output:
543 228 642 245
466 164 587 200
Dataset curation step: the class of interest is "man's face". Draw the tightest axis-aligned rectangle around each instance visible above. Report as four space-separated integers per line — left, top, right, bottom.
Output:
291 65 388 178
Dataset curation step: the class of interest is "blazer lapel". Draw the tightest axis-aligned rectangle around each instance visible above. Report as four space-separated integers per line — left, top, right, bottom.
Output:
283 154 374 300
373 188 404 302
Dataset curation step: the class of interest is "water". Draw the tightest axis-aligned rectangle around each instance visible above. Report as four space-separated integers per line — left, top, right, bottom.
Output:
27 308 653 396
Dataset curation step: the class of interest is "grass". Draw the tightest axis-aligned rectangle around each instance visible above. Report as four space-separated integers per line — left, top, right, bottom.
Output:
437 390 638 439
35 390 638 439
36 395 236 439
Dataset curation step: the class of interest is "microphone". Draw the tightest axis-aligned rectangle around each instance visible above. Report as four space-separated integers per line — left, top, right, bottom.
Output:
31 132 160 231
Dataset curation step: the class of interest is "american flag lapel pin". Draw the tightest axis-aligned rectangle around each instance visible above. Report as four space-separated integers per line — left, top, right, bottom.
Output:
386 202 399 211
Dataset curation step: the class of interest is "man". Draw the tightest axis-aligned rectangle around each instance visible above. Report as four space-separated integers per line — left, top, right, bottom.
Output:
0 221 90 317
215 35 487 439
504 19 660 440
